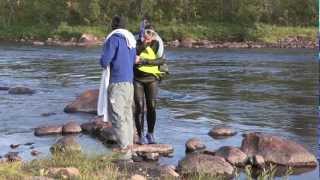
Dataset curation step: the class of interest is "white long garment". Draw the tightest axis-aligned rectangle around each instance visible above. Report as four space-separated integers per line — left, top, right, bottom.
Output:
97 66 110 122
97 29 136 122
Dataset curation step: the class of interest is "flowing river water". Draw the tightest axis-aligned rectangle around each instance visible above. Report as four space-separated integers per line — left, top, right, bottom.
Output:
0 44 318 179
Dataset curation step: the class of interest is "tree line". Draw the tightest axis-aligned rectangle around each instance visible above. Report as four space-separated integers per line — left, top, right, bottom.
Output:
0 0 317 28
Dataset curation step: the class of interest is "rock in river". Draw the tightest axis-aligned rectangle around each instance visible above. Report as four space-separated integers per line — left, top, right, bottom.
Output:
241 132 317 167
132 144 174 156
62 121 82 134
208 126 236 138
64 89 98 114
215 146 248 167
8 86 35 95
185 137 206 153
81 116 111 135
177 153 234 178
34 125 62 136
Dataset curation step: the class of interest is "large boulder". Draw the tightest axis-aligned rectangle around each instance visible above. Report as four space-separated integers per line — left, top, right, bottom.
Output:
177 153 234 178
185 138 206 153
241 132 317 167
50 136 81 154
8 86 35 95
64 89 98 114
215 146 248 167
62 121 82 134
34 125 62 136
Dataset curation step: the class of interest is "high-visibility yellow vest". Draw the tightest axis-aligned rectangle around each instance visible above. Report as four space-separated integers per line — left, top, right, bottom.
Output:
138 46 164 78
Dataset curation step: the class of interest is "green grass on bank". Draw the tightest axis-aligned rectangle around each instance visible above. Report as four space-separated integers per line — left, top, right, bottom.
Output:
0 21 316 44
0 152 123 180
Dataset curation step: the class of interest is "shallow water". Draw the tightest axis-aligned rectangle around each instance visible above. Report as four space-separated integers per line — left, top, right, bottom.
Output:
0 44 318 179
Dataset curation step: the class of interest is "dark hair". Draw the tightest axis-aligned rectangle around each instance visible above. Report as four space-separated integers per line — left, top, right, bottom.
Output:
145 24 154 30
143 14 150 21
111 15 126 30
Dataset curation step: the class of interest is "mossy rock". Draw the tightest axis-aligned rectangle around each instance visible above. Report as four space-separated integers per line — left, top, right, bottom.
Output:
50 136 81 154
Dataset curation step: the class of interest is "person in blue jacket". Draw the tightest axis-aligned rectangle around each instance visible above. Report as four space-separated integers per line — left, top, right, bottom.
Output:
99 16 136 160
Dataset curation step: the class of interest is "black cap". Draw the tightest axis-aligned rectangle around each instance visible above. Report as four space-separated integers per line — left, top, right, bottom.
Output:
111 16 126 30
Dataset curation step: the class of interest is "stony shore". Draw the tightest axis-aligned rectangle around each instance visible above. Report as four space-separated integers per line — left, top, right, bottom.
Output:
2 33 318 49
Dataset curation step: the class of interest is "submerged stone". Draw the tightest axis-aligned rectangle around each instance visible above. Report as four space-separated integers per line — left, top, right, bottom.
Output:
8 86 35 95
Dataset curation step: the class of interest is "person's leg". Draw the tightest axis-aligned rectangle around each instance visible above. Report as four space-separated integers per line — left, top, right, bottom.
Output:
134 81 146 144
108 82 133 159
144 80 158 143
125 83 134 146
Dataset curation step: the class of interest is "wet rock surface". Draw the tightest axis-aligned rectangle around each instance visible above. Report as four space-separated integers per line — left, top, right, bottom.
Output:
241 132 317 167
34 125 62 136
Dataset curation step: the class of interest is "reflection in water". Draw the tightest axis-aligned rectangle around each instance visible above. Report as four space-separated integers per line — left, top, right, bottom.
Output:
0 44 317 179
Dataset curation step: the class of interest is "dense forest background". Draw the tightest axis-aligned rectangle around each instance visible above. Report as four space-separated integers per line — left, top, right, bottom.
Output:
0 0 317 42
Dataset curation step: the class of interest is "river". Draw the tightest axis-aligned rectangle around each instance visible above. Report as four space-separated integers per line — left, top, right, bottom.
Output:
0 44 318 179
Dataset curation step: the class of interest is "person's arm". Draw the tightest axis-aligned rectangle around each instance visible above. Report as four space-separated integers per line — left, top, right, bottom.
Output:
99 36 117 68
138 57 165 66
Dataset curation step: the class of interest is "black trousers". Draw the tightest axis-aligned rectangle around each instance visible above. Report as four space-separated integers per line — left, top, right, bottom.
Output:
134 80 158 137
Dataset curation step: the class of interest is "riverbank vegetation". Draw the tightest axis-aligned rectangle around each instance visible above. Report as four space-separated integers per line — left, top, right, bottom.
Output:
0 152 293 180
0 0 317 43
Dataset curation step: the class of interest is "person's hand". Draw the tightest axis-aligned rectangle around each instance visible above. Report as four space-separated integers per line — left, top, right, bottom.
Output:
135 56 141 64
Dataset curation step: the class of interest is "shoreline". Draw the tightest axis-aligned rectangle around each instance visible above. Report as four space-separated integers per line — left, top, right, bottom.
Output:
1 35 317 49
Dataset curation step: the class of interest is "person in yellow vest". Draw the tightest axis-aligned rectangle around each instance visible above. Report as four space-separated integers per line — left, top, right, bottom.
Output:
134 24 165 144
